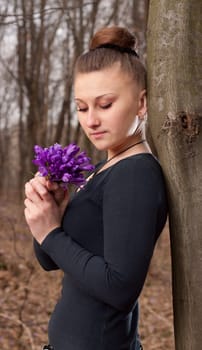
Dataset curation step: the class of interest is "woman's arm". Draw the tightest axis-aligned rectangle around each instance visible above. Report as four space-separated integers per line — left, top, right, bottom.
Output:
39 159 167 311
33 239 59 270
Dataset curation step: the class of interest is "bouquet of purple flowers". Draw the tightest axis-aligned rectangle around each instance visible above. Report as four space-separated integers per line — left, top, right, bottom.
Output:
33 143 95 188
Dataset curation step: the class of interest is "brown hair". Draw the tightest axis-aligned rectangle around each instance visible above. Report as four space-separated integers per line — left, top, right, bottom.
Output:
74 26 146 89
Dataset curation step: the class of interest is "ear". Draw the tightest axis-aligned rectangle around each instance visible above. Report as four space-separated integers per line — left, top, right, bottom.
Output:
137 89 147 119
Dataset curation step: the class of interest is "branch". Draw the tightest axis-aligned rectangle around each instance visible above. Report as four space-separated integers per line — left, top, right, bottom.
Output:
0 55 18 82
0 2 96 25
0 55 27 97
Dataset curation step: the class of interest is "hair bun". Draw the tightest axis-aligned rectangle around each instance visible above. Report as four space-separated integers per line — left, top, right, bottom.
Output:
90 26 137 51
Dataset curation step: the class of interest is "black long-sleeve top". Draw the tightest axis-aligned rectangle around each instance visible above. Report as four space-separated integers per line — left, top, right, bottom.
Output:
34 153 168 350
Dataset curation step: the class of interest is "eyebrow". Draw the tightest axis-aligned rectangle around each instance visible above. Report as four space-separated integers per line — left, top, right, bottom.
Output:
75 93 115 102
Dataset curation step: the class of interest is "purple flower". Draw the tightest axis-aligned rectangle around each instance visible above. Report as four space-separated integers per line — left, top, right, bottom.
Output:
33 143 95 188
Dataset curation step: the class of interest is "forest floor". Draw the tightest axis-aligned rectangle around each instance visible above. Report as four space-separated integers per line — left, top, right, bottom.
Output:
0 196 175 350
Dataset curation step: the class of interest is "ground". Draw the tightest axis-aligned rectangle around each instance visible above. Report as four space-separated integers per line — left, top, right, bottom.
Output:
0 196 174 350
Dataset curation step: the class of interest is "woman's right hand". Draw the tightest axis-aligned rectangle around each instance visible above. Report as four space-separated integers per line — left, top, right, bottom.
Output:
34 173 69 209
24 175 69 244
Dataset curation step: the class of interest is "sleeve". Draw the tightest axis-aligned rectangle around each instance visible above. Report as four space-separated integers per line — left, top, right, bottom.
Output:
33 239 59 271
41 160 163 311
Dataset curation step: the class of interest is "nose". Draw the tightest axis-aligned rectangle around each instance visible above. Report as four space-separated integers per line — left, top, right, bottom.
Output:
86 109 101 128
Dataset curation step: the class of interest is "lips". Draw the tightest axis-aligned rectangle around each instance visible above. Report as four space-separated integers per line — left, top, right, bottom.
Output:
90 131 107 138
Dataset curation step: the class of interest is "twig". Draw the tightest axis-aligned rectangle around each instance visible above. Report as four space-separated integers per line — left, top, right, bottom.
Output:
143 303 173 328
6 215 25 260
0 312 36 350
18 263 35 341
149 343 166 350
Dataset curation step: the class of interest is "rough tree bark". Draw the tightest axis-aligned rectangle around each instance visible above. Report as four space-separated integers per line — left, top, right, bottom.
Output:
147 1 202 349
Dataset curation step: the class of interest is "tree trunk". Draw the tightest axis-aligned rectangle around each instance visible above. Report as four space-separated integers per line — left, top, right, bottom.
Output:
147 1 202 349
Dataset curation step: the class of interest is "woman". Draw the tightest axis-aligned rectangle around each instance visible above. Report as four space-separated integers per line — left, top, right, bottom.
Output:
24 26 168 350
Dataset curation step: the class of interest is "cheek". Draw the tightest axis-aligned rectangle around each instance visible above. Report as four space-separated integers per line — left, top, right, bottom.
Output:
112 107 136 132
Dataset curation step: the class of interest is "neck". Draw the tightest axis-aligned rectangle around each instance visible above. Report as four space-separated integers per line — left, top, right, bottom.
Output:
107 139 146 161
93 139 146 177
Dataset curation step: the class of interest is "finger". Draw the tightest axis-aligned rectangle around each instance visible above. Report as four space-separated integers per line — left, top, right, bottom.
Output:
34 174 59 192
55 186 69 204
34 173 47 185
29 178 52 201
24 198 31 211
24 204 35 226
24 207 30 223
25 182 43 202
46 180 59 191
34 171 41 177
60 189 69 214
24 196 39 208
24 197 30 208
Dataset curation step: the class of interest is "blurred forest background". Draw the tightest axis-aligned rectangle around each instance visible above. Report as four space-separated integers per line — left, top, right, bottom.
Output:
0 1 174 349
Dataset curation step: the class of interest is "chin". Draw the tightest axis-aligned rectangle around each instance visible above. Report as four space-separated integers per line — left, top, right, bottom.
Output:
94 144 108 152
89 139 107 151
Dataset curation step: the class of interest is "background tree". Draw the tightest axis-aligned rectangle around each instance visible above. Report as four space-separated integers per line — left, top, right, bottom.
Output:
147 1 202 349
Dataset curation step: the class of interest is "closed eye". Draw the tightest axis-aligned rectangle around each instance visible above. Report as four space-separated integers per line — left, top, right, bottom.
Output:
76 107 88 112
101 103 112 109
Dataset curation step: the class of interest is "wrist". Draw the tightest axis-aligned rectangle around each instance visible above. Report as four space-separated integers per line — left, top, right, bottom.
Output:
36 225 61 245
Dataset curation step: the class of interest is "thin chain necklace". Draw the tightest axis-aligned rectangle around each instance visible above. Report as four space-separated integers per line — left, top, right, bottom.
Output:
93 139 146 176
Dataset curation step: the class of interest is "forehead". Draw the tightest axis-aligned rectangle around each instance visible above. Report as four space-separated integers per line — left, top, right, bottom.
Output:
74 63 136 100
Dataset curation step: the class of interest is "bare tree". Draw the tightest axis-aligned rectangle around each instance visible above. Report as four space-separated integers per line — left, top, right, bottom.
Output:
147 0 202 348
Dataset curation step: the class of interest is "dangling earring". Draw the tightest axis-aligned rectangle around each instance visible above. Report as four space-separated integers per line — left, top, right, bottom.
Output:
133 115 141 134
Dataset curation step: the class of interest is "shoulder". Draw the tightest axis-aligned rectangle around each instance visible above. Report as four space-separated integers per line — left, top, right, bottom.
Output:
102 153 167 204
107 153 163 182
89 153 166 202
103 153 167 214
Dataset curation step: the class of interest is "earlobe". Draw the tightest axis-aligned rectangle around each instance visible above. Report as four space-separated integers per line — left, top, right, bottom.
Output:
138 89 147 119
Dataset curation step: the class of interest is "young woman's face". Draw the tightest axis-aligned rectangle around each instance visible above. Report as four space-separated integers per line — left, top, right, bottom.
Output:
74 63 146 156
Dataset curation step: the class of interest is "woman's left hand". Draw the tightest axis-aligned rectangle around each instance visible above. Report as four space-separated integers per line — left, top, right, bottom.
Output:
24 177 69 244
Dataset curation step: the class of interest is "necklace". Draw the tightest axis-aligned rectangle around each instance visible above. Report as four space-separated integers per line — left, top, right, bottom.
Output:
93 139 146 176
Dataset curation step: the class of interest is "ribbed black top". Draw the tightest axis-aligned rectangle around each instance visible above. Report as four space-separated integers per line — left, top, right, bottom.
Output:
34 153 168 350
